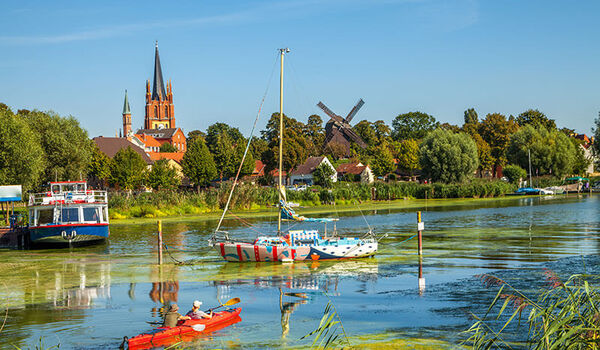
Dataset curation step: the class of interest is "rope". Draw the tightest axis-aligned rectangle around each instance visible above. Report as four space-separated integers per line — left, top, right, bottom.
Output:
212 53 279 241
397 233 418 245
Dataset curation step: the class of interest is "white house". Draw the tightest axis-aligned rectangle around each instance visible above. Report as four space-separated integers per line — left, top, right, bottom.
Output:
289 156 337 186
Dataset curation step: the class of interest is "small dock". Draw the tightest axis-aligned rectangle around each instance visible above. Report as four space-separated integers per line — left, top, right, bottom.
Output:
0 226 28 249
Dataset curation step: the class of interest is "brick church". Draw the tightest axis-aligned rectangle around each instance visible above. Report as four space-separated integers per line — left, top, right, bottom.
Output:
123 43 187 154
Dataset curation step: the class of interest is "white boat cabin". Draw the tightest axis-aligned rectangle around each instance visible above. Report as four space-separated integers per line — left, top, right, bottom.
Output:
28 181 109 227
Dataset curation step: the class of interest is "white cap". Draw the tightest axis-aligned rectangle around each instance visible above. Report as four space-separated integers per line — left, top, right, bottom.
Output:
193 300 202 307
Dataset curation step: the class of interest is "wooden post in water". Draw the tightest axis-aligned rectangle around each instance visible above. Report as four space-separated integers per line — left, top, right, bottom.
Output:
158 220 163 265
417 211 423 256
418 256 425 295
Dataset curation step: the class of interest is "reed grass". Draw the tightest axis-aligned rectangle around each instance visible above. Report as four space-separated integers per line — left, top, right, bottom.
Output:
109 179 515 219
302 296 351 349
463 271 600 349
11 337 60 350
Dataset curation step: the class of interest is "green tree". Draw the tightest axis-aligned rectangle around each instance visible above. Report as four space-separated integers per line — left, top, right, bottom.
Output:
593 112 600 158
507 125 575 178
261 113 309 173
187 129 206 143
464 108 478 125
353 120 378 146
420 129 479 183
373 120 392 144
479 113 519 176
353 120 392 147
0 109 44 190
516 109 556 130
392 111 438 141
232 141 255 177
502 164 527 184
22 110 93 183
159 143 177 153
147 159 180 190
110 147 147 190
470 133 494 175
249 137 268 160
305 114 325 156
182 138 217 188
571 139 591 175
370 145 395 178
88 144 111 187
205 122 247 180
392 139 420 175
313 162 335 188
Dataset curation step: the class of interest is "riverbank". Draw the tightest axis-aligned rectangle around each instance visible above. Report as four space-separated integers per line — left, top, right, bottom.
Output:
108 180 517 222
109 194 571 225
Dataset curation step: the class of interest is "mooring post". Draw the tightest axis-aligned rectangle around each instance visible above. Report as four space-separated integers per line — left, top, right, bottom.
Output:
418 255 425 295
158 220 163 265
417 211 423 256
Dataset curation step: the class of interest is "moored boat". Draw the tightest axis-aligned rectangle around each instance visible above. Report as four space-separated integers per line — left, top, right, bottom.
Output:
210 48 379 262
126 308 242 350
27 181 109 246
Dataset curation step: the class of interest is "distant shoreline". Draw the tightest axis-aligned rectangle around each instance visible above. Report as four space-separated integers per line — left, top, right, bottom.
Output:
109 195 583 225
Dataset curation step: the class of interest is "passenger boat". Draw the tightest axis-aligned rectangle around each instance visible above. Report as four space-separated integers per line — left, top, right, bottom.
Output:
126 308 242 350
210 48 378 262
27 181 109 246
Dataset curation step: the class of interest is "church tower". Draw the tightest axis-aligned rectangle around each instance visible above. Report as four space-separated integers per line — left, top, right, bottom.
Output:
144 42 175 130
122 89 132 137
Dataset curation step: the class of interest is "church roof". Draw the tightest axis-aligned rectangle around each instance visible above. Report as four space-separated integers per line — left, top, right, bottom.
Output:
136 128 180 139
151 42 167 101
122 90 131 115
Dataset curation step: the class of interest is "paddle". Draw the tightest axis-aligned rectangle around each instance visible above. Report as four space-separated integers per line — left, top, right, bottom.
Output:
188 298 241 332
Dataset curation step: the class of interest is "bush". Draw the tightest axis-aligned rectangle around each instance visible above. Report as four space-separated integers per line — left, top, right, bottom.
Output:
502 164 527 184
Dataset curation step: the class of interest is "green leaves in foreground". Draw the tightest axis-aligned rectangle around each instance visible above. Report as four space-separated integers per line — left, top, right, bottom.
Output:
12 337 60 350
463 272 600 349
302 300 351 349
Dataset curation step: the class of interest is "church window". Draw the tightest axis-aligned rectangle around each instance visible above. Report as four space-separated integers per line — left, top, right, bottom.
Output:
154 106 158 119
165 106 168 118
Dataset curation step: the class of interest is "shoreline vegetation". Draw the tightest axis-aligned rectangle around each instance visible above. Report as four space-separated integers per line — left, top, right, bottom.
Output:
109 180 518 222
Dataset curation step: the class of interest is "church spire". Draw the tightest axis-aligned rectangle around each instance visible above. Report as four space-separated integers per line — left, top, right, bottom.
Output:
122 89 131 115
152 41 167 101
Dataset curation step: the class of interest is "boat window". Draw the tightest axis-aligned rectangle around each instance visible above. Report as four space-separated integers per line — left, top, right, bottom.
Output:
61 208 79 222
37 209 54 225
51 185 60 194
83 207 100 223
76 183 86 192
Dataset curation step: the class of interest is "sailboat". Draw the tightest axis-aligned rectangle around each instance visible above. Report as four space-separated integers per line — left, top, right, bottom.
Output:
209 48 378 262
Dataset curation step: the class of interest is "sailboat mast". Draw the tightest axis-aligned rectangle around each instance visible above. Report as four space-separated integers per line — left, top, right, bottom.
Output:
528 149 533 188
278 48 289 234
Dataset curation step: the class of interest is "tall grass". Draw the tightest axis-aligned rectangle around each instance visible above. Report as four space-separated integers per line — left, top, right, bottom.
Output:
108 179 516 219
463 272 600 349
301 299 350 349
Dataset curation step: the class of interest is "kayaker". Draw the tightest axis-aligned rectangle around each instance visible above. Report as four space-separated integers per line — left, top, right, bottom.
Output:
186 300 213 319
162 304 190 327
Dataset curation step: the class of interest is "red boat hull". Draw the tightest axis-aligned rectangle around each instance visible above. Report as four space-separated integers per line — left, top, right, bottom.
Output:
127 308 242 349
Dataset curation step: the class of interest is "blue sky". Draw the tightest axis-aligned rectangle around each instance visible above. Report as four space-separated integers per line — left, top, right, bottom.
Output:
1 0 598 137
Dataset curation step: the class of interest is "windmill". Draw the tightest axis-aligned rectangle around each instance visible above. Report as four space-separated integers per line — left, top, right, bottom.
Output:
317 99 367 156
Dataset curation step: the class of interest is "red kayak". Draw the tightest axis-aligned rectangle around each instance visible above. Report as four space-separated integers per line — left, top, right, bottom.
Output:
126 308 242 350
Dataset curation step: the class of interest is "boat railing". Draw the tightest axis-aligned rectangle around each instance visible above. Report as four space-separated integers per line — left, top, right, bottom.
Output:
28 190 108 206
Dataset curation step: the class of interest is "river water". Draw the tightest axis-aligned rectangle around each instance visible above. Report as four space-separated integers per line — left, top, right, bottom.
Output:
1 195 598 349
